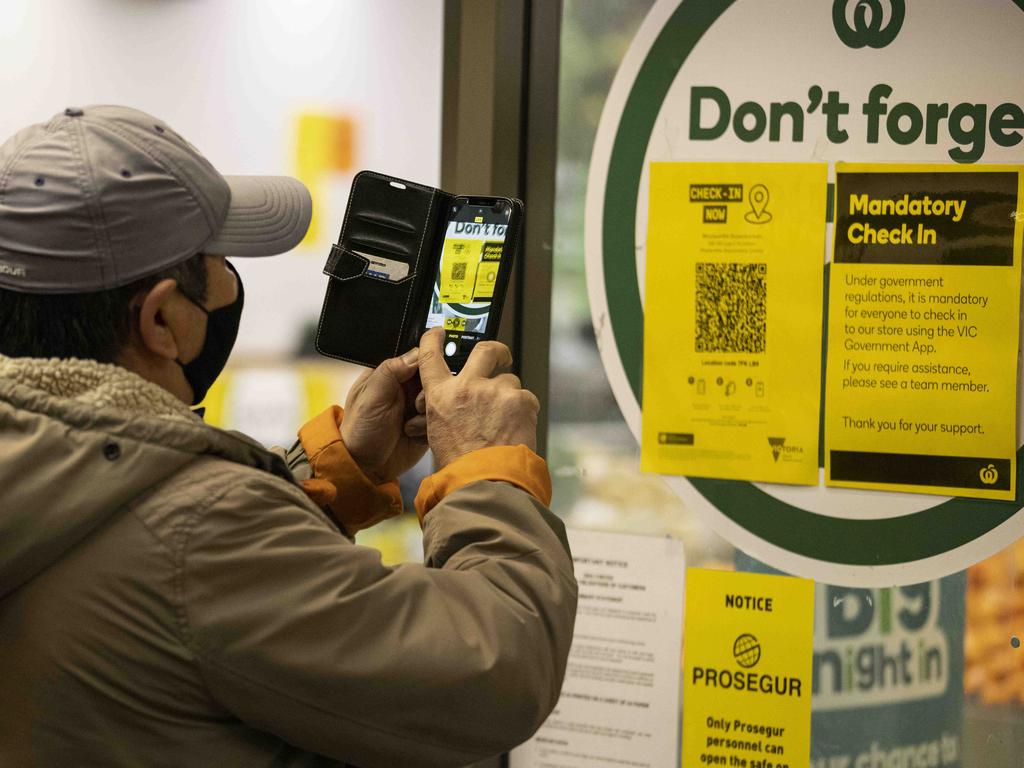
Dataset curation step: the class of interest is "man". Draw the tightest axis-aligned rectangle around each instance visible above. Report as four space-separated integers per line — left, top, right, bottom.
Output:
0 106 577 767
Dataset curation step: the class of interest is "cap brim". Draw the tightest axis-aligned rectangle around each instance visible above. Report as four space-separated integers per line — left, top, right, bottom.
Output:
205 175 312 256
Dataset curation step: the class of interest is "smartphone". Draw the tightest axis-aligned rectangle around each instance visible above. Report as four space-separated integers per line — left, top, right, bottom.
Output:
423 196 517 372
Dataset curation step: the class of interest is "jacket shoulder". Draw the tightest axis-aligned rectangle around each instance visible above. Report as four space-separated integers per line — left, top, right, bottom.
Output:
130 455 331 555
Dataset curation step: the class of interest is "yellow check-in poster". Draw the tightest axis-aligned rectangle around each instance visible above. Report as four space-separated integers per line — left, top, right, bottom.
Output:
682 569 814 768
438 238 481 303
642 162 827 484
825 164 1022 501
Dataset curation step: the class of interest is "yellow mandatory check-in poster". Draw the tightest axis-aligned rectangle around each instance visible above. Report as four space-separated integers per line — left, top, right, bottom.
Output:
642 162 827 484
472 242 503 300
825 164 1023 501
682 569 814 768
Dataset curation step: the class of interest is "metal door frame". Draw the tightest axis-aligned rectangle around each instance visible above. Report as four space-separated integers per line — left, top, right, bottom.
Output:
442 0 561 458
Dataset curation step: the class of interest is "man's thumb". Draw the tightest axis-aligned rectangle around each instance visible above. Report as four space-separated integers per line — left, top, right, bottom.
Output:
377 348 420 384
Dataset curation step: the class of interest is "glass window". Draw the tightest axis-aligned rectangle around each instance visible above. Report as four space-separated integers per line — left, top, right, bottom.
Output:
551 0 733 565
550 1 1024 763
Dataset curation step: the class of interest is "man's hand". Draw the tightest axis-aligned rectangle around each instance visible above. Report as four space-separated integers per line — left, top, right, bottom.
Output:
341 349 429 484
418 328 539 468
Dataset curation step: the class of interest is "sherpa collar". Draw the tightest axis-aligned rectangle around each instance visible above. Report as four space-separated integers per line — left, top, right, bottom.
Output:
0 356 198 424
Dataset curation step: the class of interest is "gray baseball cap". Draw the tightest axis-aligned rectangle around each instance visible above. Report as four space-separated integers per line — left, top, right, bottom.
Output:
0 105 312 293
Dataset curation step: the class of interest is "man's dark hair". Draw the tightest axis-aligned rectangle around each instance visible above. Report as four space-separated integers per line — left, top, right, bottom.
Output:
0 254 208 362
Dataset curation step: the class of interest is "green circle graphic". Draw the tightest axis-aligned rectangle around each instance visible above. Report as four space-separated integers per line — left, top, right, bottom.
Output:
600 0 1021 565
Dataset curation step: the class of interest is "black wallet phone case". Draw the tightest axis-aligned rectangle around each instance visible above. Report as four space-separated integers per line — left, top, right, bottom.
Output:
315 170 523 368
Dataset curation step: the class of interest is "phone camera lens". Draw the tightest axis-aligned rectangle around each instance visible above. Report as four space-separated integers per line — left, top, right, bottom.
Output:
492 201 507 215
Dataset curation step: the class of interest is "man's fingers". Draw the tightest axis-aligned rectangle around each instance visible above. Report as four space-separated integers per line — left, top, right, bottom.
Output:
348 367 373 394
415 389 426 414
417 328 452 391
492 373 522 390
460 340 514 380
375 347 420 386
404 415 427 438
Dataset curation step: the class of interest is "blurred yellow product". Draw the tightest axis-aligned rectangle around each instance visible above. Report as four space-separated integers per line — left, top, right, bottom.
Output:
198 371 232 429
965 546 1024 711
981 677 1016 705
988 647 1019 677
1012 542 1024 579
295 113 355 245
355 515 423 566
980 627 1008 655
964 664 986 696
964 630 982 663
444 316 467 331
980 594 1009 623
970 557 1003 586
300 366 336 422
1012 591 1024 615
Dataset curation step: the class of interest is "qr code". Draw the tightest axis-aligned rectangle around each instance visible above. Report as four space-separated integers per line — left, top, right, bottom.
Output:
452 263 467 280
695 263 766 353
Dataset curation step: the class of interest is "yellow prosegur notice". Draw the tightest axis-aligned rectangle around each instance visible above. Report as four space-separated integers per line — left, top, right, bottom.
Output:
825 164 1023 501
682 569 814 768
642 162 827 484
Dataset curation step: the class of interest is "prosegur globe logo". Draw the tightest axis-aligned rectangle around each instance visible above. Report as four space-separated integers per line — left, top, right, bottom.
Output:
833 0 905 49
733 634 762 668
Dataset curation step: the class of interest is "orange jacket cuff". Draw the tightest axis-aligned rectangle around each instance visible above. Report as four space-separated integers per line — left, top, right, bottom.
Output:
414 444 552 523
298 405 403 534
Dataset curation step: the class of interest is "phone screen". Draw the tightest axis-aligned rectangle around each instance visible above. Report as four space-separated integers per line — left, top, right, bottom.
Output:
425 198 512 362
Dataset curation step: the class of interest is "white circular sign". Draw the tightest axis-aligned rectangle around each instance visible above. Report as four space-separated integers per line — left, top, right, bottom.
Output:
584 0 1024 585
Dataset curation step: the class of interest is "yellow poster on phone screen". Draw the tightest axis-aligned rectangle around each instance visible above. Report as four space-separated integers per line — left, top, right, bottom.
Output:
439 238 480 303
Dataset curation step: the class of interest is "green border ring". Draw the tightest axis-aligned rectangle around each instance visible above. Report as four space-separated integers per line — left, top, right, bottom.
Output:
582 0 1024 585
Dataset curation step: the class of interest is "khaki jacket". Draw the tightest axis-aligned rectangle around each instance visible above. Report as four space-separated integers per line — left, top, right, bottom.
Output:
0 357 577 768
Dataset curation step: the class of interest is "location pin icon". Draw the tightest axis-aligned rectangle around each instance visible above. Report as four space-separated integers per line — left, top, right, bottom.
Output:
749 184 770 221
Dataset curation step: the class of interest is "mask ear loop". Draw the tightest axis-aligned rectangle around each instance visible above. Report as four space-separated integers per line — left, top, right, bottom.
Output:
175 256 233 364
174 293 211 368
181 273 214 418
174 260 245 407
128 268 210 344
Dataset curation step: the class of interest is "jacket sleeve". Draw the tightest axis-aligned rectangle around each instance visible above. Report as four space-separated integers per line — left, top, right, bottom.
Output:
178 472 577 768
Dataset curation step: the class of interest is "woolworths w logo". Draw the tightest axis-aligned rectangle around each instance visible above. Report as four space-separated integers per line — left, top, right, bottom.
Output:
833 0 905 49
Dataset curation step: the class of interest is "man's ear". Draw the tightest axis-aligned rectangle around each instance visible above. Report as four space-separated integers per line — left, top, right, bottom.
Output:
135 279 183 361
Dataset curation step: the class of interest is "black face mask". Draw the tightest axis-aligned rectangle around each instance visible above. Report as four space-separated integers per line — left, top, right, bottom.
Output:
176 261 244 406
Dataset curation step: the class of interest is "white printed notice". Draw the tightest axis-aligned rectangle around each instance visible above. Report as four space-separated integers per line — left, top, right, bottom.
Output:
510 529 686 768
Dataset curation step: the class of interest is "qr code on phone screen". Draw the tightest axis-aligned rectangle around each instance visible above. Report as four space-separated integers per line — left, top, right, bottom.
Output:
452 263 467 280
695 263 766 353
